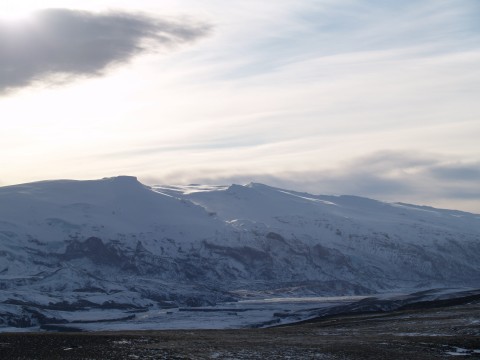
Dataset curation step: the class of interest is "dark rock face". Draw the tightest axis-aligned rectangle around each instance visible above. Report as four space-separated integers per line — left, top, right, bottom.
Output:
61 237 126 266
204 242 272 267
266 232 286 242
51 235 371 294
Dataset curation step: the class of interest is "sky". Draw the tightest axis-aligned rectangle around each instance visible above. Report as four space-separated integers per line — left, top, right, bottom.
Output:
0 0 479 213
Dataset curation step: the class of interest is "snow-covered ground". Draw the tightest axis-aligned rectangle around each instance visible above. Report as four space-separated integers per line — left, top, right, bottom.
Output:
0 176 479 330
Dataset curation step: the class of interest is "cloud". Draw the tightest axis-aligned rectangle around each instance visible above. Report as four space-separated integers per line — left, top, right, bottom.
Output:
0 8 210 93
199 0 480 82
428 163 480 182
317 152 480 200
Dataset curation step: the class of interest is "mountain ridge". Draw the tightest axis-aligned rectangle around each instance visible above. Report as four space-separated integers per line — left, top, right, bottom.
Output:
0 176 479 329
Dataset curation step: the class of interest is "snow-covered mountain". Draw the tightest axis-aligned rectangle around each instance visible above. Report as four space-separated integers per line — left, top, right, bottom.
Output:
0 176 479 328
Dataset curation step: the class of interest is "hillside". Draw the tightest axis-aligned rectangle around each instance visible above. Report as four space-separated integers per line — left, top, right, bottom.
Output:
0 176 479 329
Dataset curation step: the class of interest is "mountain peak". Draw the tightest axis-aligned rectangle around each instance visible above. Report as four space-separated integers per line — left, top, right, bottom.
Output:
245 182 270 188
102 175 140 184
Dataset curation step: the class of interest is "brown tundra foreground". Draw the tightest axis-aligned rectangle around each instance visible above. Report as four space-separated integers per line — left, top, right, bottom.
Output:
0 301 479 359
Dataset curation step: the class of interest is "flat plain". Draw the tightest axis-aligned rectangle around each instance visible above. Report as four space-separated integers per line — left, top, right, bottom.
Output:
1 301 479 359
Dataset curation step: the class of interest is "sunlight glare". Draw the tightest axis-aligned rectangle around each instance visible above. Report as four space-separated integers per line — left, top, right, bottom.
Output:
0 7 35 25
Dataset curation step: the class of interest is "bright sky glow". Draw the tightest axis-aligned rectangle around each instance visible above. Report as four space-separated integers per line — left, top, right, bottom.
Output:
0 0 479 212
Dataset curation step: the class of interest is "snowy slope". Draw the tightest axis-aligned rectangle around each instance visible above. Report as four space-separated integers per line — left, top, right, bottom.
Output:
155 182 480 287
0 176 479 329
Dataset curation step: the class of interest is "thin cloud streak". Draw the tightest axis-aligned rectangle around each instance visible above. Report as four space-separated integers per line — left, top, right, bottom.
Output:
0 8 210 93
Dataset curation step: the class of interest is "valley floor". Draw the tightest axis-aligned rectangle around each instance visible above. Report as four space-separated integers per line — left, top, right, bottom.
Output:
0 301 479 359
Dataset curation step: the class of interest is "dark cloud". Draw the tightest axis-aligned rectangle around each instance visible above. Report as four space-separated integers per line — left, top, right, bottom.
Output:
301 154 480 205
428 164 480 182
0 8 210 93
